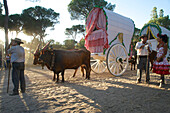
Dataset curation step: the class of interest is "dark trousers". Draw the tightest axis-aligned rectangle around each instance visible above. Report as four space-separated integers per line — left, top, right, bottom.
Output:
12 62 25 93
137 56 150 82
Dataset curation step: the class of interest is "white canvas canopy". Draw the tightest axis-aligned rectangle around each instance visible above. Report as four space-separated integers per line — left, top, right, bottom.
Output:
85 7 135 54
140 23 170 58
140 23 170 50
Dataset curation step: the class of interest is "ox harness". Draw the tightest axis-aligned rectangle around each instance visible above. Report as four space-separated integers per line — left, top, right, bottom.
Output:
50 51 55 70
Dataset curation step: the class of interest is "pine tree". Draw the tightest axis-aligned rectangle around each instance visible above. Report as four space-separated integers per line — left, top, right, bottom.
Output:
151 7 158 19
159 9 164 18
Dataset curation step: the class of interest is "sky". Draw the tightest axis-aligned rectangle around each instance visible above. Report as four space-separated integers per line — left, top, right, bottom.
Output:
0 0 170 44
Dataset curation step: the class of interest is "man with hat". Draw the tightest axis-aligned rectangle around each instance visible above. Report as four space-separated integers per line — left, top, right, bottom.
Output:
7 38 25 96
135 34 152 83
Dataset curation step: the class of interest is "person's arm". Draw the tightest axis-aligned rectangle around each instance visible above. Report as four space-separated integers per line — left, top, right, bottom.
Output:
135 42 144 50
7 44 11 50
140 44 145 49
7 44 13 55
148 43 152 53
7 42 12 55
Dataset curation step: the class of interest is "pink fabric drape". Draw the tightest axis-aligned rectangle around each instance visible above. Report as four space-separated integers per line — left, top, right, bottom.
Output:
85 8 109 53
85 8 100 35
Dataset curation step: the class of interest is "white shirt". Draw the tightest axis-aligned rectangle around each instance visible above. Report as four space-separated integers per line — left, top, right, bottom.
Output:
8 45 25 63
135 41 152 56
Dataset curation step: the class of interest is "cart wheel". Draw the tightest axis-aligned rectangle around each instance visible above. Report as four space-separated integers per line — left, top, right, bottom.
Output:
106 43 129 76
91 59 107 73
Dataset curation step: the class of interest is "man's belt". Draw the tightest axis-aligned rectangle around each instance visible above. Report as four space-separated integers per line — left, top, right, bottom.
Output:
12 62 24 64
138 55 147 58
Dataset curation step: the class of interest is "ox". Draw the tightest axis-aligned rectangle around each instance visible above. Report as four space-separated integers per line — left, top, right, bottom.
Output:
39 47 91 82
129 55 137 70
33 43 86 81
33 43 56 81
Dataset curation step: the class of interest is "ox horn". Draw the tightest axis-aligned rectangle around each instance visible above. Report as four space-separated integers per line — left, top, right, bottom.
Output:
34 44 41 55
42 40 52 50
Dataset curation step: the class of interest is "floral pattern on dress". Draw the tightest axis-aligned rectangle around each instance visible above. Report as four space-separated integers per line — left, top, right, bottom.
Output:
153 47 170 75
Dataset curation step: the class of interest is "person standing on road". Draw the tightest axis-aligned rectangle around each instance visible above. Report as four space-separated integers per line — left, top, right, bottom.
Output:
135 34 152 83
7 38 25 96
152 34 170 87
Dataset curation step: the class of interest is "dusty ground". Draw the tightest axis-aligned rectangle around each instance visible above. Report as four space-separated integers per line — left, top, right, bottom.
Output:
0 65 170 113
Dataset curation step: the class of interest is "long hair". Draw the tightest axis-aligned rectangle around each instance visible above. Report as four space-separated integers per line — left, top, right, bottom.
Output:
160 34 168 43
157 33 168 43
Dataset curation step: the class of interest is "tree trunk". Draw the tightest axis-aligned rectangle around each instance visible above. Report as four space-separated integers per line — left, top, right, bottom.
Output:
3 0 9 55
27 36 36 64
40 35 44 46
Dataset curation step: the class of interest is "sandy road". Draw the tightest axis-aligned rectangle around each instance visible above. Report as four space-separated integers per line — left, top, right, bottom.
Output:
0 65 170 113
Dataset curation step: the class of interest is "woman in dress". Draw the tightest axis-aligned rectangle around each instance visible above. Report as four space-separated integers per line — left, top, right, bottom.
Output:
153 34 170 87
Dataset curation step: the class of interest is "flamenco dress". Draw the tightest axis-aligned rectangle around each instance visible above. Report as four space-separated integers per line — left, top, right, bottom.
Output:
153 46 170 75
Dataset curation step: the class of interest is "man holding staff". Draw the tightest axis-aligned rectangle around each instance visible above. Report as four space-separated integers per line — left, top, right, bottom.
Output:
7 38 25 96
135 34 152 83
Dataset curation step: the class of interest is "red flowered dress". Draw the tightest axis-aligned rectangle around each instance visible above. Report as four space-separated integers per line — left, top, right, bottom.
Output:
153 46 170 75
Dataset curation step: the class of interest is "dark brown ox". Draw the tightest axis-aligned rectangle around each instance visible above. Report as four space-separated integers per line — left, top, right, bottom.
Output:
39 49 91 82
33 43 57 81
129 55 137 70
33 43 86 81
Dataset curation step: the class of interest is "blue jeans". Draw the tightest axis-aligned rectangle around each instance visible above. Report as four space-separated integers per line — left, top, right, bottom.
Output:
12 62 25 93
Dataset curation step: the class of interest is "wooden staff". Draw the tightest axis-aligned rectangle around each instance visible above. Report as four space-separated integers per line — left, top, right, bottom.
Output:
7 60 11 93
146 26 151 82
6 43 11 93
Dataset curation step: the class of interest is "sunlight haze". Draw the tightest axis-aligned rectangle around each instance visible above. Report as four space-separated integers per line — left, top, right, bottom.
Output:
0 0 169 44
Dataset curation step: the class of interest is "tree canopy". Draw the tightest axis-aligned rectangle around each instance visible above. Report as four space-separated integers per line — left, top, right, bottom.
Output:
63 39 77 50
8 14 22 36
150 7 158 19
159 9 164 18
75 38 85 49
68 0 115 20
65 24 85 39
148 7 170 30
21 6 60 41
0 2 2 15
0 15 4 29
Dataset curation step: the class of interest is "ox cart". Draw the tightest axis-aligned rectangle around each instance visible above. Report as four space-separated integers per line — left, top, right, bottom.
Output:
85 7 135 76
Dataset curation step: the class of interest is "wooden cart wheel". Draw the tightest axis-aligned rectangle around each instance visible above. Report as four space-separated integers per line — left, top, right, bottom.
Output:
91 59 107 73
106 43 129 76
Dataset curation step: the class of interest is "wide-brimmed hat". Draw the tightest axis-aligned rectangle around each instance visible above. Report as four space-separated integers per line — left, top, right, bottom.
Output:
139 34 148 39
11 38 24 44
